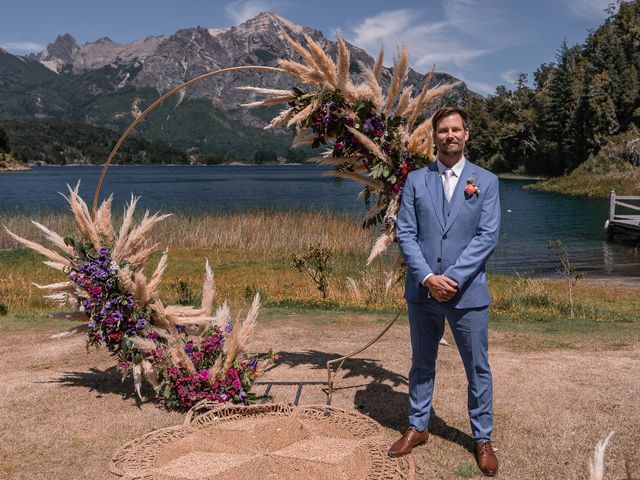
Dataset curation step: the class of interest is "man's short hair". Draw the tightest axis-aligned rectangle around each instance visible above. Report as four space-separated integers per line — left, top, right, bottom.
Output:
432 106 469 132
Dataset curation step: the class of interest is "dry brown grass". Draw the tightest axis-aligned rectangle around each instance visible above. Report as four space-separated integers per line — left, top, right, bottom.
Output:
0 211 374 254
0 315 638 479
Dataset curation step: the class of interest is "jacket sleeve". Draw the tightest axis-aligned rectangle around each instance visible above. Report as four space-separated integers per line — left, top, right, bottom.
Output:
443 174 500 288
396 172 433 289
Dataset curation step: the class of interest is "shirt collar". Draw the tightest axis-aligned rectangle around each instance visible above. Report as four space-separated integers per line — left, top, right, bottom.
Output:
436 156 466 177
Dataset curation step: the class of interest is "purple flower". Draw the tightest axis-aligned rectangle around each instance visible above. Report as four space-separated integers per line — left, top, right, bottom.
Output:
225 322 233 333
136 319 148 330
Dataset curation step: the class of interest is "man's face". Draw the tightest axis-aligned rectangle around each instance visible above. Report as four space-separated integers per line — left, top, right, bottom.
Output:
433 113 469 159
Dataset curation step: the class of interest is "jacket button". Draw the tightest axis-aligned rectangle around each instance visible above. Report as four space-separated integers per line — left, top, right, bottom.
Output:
443 234 447 239
437 257 441 262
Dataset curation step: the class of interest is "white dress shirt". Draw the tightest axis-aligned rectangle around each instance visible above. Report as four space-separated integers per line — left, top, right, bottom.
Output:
421 156 466 286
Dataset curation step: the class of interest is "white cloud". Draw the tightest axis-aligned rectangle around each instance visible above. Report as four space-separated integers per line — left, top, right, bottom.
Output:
451 73 497 96
0 41 45 54
224 0 287 24
500 69 518 86
349 6 505 71
565 0 613 20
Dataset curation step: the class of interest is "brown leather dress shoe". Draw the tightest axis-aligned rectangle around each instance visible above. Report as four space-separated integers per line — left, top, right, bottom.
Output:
387 428 429 457
475 440 498 476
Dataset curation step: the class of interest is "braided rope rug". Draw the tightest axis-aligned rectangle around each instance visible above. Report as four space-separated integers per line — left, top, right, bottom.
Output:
110 403 415 479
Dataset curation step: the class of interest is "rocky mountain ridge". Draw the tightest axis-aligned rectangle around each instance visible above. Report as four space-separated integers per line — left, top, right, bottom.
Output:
33 12 466 109
1 12 469 161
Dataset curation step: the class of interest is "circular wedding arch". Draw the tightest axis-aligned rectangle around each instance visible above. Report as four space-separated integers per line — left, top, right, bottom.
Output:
91 65 404 403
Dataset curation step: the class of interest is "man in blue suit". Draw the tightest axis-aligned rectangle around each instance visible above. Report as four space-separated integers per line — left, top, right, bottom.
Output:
388 107 500 477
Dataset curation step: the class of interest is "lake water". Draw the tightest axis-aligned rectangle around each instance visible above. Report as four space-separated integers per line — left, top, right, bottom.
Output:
1 165 639 277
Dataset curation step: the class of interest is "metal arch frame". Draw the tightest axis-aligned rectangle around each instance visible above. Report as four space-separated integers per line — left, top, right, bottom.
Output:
90 65 405 405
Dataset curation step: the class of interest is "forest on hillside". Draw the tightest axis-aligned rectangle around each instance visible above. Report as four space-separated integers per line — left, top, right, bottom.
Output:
465 0 640 176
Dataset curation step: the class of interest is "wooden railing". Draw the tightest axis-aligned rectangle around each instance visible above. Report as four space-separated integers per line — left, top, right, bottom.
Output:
606 190 640 238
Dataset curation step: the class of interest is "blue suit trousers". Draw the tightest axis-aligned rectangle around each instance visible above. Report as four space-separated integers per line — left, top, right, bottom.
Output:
407 299 493 441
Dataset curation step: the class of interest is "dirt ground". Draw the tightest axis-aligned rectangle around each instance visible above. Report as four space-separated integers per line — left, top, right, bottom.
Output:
0 315 638 480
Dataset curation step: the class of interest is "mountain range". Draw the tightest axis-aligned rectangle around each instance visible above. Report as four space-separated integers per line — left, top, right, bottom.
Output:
0 12 469 162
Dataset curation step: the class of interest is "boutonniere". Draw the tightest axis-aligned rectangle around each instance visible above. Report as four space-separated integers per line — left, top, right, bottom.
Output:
464 178 480 198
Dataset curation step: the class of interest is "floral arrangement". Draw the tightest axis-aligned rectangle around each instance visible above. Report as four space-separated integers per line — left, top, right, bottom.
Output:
465 178 481 198
4 184 275 409
239 32 458 286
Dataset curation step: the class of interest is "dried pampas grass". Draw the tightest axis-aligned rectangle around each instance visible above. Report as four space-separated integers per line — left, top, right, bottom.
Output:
60 182 101 248
588 431 614 480
335 34 351 93
323 170 384 192
222 294 261 375
373 46 384 81
94 194 115 244
383 47 409 115
366 230 395 266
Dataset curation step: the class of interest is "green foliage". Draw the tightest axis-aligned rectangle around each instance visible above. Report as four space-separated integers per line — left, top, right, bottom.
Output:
291 244 334 300
253 150 278 163
170 278 195 306
0 303 7 316
0 125 10 153
0 118 185 165
467 1 640 178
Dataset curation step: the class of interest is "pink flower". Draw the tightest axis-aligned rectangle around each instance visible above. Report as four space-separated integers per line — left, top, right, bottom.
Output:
465 178 480 197
88 285 102 297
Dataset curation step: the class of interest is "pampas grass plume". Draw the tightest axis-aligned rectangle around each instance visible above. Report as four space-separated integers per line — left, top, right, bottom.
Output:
588 431 614 480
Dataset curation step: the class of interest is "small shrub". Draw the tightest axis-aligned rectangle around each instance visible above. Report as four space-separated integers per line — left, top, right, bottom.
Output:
244 284 267 302
291 244 333 300
170 278 195 306
0 303 7 316
548 240 585 319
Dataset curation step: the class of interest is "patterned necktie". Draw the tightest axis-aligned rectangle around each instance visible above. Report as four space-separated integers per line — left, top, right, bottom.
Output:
443 168 454 203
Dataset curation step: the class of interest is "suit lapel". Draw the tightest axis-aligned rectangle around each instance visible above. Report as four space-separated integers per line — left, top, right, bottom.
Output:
424 162 445 231
444 161 476 234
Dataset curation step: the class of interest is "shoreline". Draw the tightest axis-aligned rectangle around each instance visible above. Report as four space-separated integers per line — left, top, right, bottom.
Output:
21 162 307 168
497 173 546 180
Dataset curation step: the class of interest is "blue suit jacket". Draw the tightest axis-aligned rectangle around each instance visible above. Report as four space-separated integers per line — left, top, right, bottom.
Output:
396 160 501 309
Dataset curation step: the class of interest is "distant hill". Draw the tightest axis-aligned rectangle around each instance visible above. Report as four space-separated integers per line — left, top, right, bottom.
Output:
0 12 468 163
0 118 188 165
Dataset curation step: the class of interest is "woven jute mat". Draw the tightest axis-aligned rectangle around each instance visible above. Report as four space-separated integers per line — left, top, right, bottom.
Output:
110 403 415 479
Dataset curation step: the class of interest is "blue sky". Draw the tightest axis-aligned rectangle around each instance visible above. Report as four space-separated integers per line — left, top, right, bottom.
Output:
0 0 614 95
